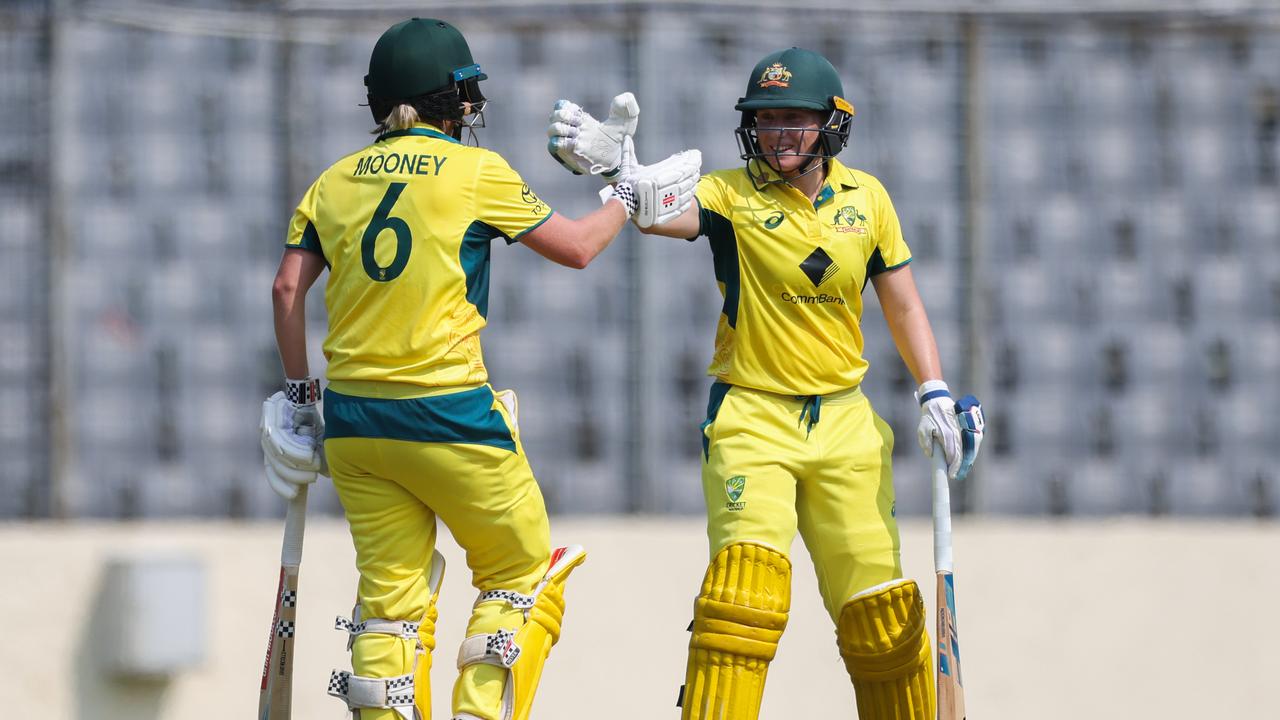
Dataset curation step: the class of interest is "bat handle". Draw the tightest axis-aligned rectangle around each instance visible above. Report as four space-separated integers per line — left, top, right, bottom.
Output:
931 443 954 573
281 486 308 568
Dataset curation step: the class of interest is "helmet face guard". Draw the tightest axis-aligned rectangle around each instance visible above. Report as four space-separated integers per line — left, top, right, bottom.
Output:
450 63 488 144
735 102 853 190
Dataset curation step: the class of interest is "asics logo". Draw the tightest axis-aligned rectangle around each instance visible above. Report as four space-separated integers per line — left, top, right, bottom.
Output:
763 211 785 229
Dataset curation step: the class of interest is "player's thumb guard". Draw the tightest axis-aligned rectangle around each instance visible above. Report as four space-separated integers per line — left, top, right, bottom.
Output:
609 92 640 134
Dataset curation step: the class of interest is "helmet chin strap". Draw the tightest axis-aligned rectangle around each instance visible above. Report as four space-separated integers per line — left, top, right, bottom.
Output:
754 151 826 193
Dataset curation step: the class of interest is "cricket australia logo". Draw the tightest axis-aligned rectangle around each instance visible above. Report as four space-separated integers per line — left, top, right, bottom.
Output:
757 63 793 88
725 475 747 512
833 205 868 234
799 246 840 287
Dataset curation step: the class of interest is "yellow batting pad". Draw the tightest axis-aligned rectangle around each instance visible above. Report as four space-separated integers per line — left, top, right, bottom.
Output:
507 545 584 720
331 551 446 720
453 545 586 720
836 579 934 720
412 551 445 717
680 543 791 720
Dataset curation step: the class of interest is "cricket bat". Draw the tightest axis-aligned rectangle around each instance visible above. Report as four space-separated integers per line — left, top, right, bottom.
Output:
932 448 965 720
258 487 309 719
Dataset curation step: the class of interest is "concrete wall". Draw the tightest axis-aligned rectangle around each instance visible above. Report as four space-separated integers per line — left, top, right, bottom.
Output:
3 517 1276 719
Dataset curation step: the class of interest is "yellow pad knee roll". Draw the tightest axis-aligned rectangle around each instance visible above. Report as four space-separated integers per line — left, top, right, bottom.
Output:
680 542 791 720
837 579 934 720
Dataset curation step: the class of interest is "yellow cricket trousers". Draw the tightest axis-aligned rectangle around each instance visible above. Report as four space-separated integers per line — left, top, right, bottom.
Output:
700 381 902 621
324 382 550 720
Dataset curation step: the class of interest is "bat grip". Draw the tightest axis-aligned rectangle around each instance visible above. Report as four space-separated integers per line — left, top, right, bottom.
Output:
281 486 308 568
931 444 954 573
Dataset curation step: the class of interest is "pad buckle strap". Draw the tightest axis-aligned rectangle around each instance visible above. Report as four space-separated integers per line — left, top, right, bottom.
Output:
327 669 415 715
335 615 421 638
457 628 522 669
477 588 537 610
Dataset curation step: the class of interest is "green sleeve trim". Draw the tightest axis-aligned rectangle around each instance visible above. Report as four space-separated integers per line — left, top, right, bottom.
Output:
863 252 912 291
510 209 554 244
685 198 705 242
287 221 327 265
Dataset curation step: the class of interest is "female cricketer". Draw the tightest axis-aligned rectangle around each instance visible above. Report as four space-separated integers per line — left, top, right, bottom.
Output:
259 18 700 720
548 47 983 719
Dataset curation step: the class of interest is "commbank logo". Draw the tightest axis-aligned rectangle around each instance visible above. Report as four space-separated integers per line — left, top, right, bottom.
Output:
799 246 839 287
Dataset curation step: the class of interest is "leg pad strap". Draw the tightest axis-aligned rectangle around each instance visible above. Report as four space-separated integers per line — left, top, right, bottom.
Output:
328 669 416 719
328 550 445 720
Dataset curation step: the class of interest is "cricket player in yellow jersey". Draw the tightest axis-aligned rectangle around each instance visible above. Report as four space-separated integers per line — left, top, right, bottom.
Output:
258 18 700 720
549 48 984 719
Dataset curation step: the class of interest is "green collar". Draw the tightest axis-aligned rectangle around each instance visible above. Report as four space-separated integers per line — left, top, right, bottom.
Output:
813 184 836 209
377 124 459 144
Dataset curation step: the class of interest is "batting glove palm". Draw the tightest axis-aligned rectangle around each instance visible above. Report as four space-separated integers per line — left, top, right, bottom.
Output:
546 92 639 177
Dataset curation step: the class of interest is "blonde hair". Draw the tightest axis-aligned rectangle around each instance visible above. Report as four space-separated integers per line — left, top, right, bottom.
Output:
372 99 458 136
381 103 420 132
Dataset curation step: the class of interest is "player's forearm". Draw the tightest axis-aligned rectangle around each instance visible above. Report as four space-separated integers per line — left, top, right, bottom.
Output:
522 203 628 269
272 274 310 379
885 302 943 385
570 200 629 268
873 266 944 385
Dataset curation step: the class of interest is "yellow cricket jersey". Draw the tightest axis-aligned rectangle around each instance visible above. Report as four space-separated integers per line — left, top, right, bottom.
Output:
285 123 552 390
693 158 912 396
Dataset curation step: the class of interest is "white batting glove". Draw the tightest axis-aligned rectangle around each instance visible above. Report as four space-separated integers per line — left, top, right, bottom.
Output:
916 380 963 480
546 92 639 177
260 380 327 500
599 135 701 229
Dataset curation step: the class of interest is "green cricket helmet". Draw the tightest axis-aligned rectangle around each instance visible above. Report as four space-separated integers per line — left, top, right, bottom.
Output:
364 18 488 138
734 47 855 187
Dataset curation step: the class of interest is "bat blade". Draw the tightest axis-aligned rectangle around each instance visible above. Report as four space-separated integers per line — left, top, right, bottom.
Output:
936 570 965 720
257 489 308 719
